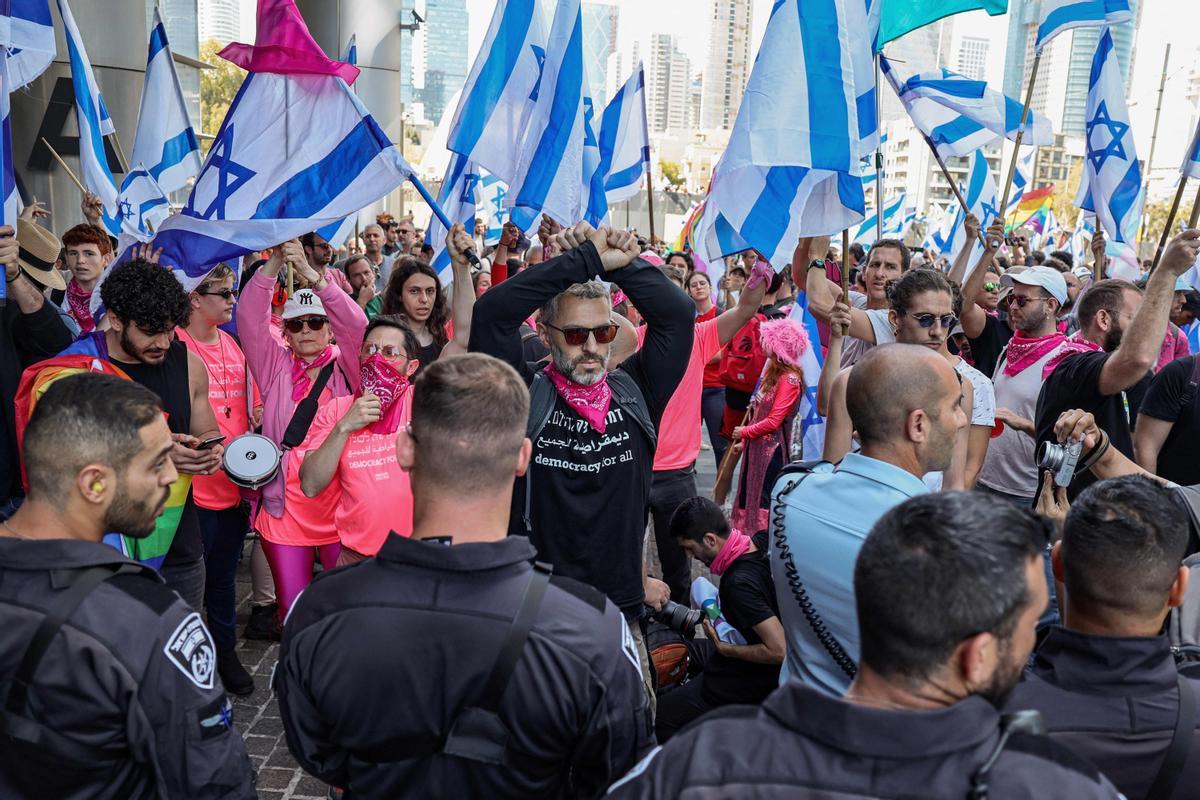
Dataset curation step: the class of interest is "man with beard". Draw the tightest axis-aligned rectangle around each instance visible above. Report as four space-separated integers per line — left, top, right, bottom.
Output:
60 258 224 611
300 231 352 294
0 374 255 798
1034 230 1200 500
610 492 1122 800
469 221 694 711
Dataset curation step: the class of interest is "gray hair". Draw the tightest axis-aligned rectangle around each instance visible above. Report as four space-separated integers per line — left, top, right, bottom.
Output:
539 280 611 327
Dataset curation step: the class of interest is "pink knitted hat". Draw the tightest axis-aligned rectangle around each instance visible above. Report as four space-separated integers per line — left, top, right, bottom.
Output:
758 317 811 368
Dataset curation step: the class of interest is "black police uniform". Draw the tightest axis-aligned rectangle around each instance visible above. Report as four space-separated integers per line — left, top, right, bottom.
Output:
0 538 255 798
275 532 654 799
1009 626 1200 799
608 679 1122 799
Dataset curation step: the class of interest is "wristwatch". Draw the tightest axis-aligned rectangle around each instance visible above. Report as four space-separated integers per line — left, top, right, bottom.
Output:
806 259 826 271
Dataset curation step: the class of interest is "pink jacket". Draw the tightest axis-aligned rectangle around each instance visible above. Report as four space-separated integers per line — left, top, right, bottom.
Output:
236 269 367 518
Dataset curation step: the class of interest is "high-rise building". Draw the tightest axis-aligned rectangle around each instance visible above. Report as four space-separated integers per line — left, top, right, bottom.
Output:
198 0 240 46
687 72 703 130
400 0 417 109
647 34 690 133
582 3 619 106
699 0 752 130
421 0 468 124
955 36 989 80
152 0 201 129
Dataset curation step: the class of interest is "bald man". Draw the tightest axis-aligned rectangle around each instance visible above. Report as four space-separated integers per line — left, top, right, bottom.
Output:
769 344 968 696
361 224 395 292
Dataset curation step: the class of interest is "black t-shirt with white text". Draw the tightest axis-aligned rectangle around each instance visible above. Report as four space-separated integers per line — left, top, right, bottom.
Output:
1139 355 1200 485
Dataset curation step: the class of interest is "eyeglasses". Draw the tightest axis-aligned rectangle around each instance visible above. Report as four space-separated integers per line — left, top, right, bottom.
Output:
982 282 1000 292
1008 294 1047 309
197 288 235 300
284 316 328 333
544 322 620 346
904 312 958 330
360 343 409 360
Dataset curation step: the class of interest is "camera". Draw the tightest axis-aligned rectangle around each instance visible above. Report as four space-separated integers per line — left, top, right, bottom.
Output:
1037 438 1083 488
650 600 701 638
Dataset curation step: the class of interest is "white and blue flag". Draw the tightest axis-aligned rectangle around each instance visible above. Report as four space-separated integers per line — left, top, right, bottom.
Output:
0 61 16 229
3 0 54 90
130 7 201 195
1182 116 1200 181
945 149 1000 271
789 292 826 460
114 163 170 240
447 0 547 187
698 0 881 270
59 0 120 235
480 172 509 244
313 33 364 250
595 61 650 207
1036 0 1131 52
580 80 608 226
853 194 906 244
1075 28 1142 246
1006 147 1034 218
881 57 1053 161
1069 212 1096 265
426 152 481 282
145 71 415 294
343 34 356 66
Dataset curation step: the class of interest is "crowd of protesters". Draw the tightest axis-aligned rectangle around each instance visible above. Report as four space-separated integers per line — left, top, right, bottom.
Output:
4 190 1200 800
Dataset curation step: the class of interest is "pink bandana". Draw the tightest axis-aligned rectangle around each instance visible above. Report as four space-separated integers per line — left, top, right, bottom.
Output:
710 528 753 576
359 354 411 435
66 280 96 333
1002 333 1068 378
543 361 612 433
1042 332 1103 380
291 346 336 402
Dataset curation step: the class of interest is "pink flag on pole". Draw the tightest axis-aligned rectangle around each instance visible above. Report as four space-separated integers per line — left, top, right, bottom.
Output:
220 0 359 83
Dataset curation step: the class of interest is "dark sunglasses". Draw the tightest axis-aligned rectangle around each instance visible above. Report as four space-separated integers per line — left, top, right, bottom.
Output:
904 312 958 330
197 288 236 300
284 316 329 333
982 282 1000 292
1008 295 1046 308
544 322 620 346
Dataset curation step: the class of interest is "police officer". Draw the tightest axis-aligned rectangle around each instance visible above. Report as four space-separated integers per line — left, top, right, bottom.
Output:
610 493 1122 799
1011 473 1200 799
0 373 255 798
275 354 654 798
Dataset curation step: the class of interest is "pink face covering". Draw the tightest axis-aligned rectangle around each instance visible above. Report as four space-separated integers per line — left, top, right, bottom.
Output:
543 361 612 433
359 354 412 435
709 528 753 576
291 345 336 402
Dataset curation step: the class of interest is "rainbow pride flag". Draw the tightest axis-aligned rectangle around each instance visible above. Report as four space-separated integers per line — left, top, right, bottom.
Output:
1007 184 1055 231
673 200 705 253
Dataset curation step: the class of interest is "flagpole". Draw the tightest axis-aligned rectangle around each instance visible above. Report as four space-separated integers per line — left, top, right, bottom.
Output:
407 173 482 268
918 134 991 250
1138 45 1171 253
1150 178 1188 272
874 55 884 241
40 137 88 195
1190 184 1200 229
998 52 1042 220
639 63 656 243
840 228 851 330
107 131 131 175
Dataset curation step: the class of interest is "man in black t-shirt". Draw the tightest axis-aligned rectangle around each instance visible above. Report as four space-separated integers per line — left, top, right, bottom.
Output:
655 497 784 742
1134 354 1200 484
1035 230 1200 500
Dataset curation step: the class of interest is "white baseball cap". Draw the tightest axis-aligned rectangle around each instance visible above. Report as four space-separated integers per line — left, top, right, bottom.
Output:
281 289 327 320
1001 266 1068 305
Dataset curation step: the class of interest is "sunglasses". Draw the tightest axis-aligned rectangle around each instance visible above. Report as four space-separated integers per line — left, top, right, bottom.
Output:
905 312 958 330
197 288 236 300
544 322 620 345
982 282 1000 292
284 316 329 333
360 343 409 360
1008 295 1047 308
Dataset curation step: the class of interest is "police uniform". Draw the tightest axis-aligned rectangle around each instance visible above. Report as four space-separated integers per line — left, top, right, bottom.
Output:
608 679 1122 799
0 538 256 799
1009 626 1200 799
274 532 654 799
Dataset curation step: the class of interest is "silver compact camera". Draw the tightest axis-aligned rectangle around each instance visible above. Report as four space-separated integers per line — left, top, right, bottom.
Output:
1037 439 1083 487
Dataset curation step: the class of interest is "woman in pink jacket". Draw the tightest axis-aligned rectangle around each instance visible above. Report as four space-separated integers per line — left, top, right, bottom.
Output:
236 240 368 622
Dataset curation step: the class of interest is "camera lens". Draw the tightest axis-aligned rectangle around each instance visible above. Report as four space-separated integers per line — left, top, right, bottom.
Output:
653 600 701 638
1036 441 1065 471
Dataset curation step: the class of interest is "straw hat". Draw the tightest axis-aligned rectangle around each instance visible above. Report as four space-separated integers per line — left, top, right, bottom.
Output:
15 219 65 291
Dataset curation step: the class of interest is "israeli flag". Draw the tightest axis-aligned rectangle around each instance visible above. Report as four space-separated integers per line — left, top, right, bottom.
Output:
313 34 364 251
580 81 608 226
343 34 357 66
145 71 415 294
595 61 650 207
58 0 120 235
881 57 1053 161
853 194 906 244
2 0 54 90
789 292 826 460
1069 212 1096 265
922 205 953 253
1075 28 1142 246
506 0 587 230
1182 117 1200 181
699 0 881 270
480 172 509 245
115 164 169 240
1006 148 1034 217
426 153 481 282
447 0 547 187
945 149 1000 271
130 8 201 195
0 62 15 228
1036 0 1131 52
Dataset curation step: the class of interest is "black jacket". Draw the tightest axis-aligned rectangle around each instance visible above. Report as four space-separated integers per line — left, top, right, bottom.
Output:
609 678 1121 799
275 533 654 799
0 538 255 798
1009 627 1200 800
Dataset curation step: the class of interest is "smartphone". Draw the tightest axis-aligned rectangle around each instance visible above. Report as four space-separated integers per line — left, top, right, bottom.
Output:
196 435 227 451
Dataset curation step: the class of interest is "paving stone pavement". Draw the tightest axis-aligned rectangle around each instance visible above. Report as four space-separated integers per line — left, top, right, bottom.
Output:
225 436 722 798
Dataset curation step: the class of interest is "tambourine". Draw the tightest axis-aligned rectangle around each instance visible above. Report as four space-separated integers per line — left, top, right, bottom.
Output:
222 433 282 490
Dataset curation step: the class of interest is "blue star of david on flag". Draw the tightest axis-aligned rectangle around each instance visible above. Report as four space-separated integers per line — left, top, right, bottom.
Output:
188 124 256 221
1085 101 1129 172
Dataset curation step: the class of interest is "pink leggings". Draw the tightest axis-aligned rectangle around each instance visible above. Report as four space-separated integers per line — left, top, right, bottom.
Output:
260 539 341 622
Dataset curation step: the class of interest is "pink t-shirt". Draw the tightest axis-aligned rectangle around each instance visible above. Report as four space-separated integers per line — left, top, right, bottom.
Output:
176 328 262 511
311 393 415 556
254 386 341 546
639 318 722 471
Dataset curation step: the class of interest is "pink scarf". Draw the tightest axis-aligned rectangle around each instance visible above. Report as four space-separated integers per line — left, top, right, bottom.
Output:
359 355 411 435
710 528 753 576
291 346 336 402
1042 332 1103 380
66 280 96 333
543 362 612 433
1002 333 1068 378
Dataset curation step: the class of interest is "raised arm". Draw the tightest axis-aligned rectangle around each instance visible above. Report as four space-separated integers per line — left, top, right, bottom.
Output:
441 223 477 358
805 260 877 342
946 214 980 286
234 246 290 387
716 260 771 345
822 368 854 462
958 220 1003 339
817 302 851 416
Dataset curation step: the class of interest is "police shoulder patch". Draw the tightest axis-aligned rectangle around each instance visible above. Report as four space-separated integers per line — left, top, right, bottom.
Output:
163 612 217 690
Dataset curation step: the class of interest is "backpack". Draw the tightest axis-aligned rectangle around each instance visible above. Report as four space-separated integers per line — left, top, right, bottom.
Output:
719 313 767 394
644 620 690 691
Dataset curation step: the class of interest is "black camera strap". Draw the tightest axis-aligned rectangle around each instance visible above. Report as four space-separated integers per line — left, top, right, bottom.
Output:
281 363 335 450
1146 674 1195 800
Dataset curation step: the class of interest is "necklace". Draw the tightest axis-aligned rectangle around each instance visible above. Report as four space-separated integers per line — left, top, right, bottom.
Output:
185 327 236 418
1 519 33 540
